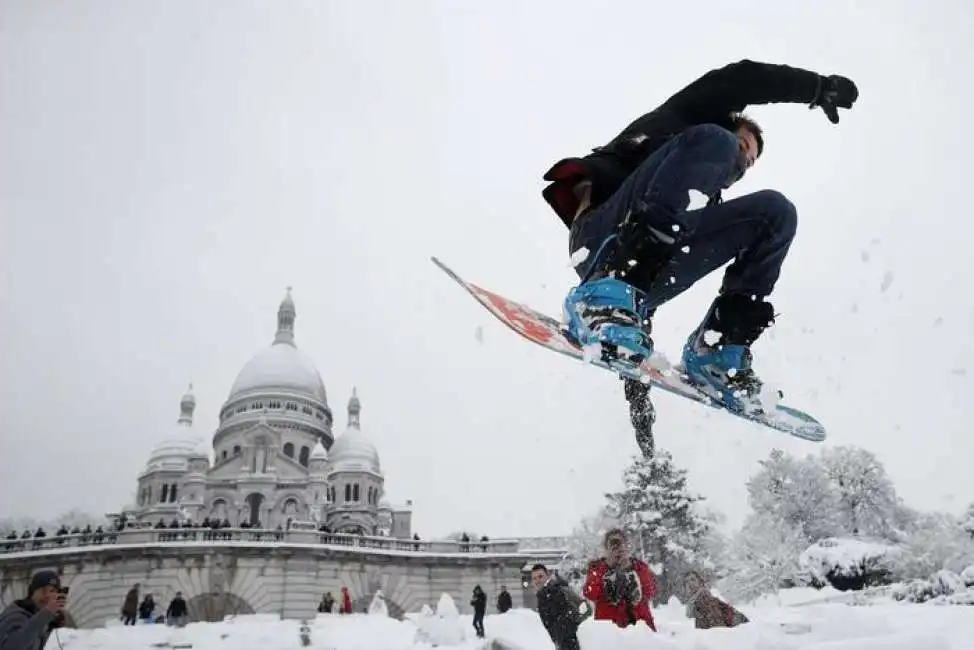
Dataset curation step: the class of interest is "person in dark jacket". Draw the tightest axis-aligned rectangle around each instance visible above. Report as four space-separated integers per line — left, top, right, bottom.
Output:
166 592 188 627
121 583 139 625
547 59 858 415
317 592 335 614
496 586 512 613
470 585 487 638
0 570 67 650
531 564 589 650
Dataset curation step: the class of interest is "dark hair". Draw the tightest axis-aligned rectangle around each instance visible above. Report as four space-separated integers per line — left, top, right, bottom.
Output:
531 563 548 573
731 113 764 157
603 527 627 546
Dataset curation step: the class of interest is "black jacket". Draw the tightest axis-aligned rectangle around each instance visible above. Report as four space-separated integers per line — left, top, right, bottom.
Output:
496 589 512 613
542 59 825 227
536 576 588 650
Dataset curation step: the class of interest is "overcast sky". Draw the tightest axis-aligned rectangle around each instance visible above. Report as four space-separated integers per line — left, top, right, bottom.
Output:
1 1 972 539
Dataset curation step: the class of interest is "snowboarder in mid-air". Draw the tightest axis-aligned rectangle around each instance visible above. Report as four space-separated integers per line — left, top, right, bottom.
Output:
542 59 858 424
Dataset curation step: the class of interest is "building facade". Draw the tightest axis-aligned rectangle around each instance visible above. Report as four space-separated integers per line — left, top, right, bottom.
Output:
122 290 411 536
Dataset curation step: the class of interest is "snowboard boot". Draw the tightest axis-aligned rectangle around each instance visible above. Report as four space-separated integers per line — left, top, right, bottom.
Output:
681 294 776 414
563 277 653 371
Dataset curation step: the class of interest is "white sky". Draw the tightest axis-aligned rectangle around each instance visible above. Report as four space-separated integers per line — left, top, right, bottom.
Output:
1 1 972 538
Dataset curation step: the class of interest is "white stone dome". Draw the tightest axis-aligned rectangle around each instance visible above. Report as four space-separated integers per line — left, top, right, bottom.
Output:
145 385 201 472
145 437 195 471
329 389 380 473
228 343 327 402
226 289 328 404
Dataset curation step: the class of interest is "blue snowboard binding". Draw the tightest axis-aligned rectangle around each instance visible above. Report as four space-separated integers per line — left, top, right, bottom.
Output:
680 295 777 415
563 277 653 375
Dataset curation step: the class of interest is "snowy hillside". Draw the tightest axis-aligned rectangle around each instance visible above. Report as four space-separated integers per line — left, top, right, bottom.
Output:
50 590 972 650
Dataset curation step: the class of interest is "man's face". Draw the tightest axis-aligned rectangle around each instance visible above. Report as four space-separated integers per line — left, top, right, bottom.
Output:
606 534 628 564
33 585 59 607
530 569 548 589
736 126 759 172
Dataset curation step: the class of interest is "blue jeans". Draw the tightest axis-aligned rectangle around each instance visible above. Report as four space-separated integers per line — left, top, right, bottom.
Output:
570 124 798 311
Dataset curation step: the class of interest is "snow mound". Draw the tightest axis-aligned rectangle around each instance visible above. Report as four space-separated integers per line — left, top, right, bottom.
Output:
40 588 974 650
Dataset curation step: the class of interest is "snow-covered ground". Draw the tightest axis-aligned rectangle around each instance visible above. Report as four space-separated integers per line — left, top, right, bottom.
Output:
50 589 972 650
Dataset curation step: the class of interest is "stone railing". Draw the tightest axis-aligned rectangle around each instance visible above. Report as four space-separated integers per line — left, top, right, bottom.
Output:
0 528 524 556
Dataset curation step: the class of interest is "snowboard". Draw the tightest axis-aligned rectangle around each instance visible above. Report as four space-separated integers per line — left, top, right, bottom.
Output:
431 256 826 442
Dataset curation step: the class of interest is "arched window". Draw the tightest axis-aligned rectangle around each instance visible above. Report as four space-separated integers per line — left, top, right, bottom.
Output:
169 484 178 503
353 484 360 502
161 484 169 503
299 446 310 467
222 450 228 460
344 484 351 502
233 445 241 456
283 498 299 515
283 442 294 458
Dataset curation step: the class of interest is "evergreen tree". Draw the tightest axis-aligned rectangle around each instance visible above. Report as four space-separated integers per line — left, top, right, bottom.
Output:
745 448 841 543
604 449 713 602
819 446 899 539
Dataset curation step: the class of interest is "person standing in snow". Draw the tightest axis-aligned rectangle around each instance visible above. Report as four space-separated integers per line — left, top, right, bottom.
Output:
165 592 188 627
317 592 335 614
470 585 487 638
531 564 589 650
496 586 512 613
339 586 352 614
120 583 139 625
583 528 657 631
543 60 858 420
0 570 67 650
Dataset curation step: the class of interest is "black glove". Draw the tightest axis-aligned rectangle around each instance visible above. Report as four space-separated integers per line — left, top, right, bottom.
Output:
811 74 859 124
603 570 623 603
618 571 640 604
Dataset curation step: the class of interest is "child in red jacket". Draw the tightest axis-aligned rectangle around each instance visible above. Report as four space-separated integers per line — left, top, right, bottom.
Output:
582 528 657 631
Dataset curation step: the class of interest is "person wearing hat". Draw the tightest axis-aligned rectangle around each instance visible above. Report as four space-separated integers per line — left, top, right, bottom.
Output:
0 570 66 650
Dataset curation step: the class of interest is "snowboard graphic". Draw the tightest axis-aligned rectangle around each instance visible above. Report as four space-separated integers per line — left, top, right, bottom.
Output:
432 256 826 442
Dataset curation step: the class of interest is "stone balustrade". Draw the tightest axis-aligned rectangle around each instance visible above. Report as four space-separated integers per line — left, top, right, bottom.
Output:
0 528 522 557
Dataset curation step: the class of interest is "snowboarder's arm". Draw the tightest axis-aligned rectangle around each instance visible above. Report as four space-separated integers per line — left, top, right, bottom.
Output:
661 59 823 118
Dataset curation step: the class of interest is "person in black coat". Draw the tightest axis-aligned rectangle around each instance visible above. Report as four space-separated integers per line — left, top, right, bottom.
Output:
470 585 487 638
496 586 512 613
546 59 858 415
531 564 590 650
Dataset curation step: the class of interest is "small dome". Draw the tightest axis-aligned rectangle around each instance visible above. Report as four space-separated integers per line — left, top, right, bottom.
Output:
145 387 200 472
329 389 380 473
145 438 195 471
310 440 328 460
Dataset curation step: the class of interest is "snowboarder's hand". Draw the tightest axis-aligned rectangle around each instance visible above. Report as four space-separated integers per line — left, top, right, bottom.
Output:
811 75 858 124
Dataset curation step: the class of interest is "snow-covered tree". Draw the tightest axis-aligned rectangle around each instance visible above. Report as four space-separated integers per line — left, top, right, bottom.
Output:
604 450 714 602
819 446 899 539
962 503 974 539
721 511 807 604
895 511 974 580
564 509 618 569
745 449 841 543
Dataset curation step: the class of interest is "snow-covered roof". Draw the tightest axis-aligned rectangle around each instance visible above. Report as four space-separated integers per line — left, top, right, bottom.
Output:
310 440 328 461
